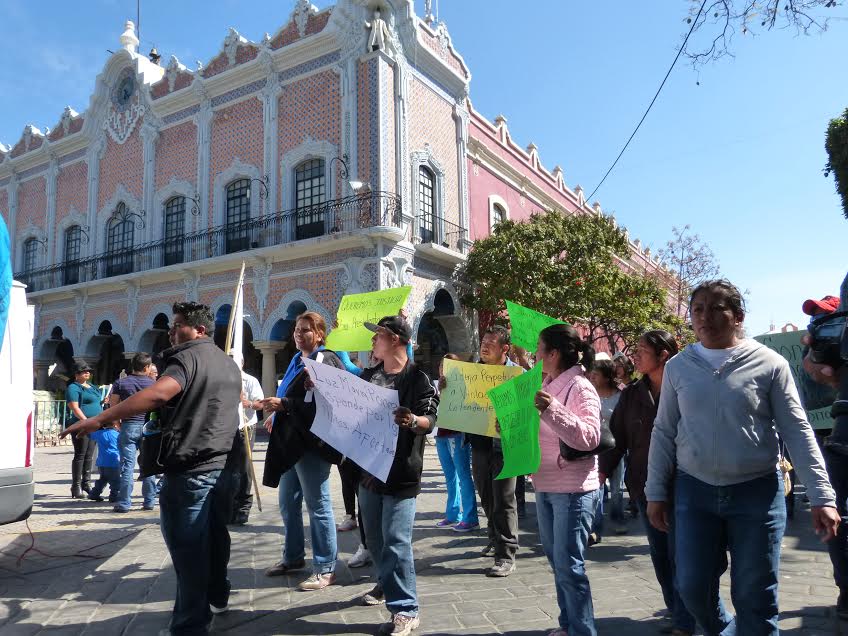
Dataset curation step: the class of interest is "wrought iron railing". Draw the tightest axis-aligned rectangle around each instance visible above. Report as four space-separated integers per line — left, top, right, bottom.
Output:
416 215 467 253
34 400 70 447
16 191 402 292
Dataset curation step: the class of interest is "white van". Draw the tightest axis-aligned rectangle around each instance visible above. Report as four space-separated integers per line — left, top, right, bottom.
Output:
0 280 35 525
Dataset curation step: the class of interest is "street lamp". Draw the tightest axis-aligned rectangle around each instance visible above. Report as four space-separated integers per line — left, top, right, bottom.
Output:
329 154 371 194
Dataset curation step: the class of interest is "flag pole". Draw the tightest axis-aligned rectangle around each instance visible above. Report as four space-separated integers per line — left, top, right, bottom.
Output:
225 262 263 512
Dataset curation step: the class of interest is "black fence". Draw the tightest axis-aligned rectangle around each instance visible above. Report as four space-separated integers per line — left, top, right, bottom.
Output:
17 191 403 292
416 215 467 253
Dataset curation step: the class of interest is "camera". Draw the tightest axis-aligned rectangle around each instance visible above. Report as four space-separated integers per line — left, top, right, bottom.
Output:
808 311 848 368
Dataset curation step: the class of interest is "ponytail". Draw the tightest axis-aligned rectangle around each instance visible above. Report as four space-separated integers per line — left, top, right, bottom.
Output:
538 324 591 373
580 340 596 373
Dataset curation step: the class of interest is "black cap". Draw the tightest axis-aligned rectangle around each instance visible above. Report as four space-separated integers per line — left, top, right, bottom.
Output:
72 361 93 374
364 315 412 344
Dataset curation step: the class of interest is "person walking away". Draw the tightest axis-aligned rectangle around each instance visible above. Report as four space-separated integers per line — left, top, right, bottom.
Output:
435 353 479 532
87 422 121 502
62 302 242 635
228 359 264 525
533 324 602 636
110 352 157 512
65 361 102 498
261 311 345 591
467 325 521 576
646 280 839 636
356 315 439 636
599 330 703 636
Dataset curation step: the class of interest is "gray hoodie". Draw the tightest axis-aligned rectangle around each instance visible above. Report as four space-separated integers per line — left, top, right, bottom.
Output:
645 339 835 508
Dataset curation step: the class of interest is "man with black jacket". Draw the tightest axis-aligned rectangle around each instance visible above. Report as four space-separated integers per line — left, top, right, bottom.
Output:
62 302 242 636
357 315 438 636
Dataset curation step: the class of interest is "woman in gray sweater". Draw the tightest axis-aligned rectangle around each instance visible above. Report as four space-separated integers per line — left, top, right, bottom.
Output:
645 279 840 636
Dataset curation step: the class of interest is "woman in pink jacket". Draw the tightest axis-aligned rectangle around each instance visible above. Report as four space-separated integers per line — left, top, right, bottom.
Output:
533 323 602 636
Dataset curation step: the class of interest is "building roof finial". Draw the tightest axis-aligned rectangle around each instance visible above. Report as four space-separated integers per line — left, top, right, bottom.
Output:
120 20 139 53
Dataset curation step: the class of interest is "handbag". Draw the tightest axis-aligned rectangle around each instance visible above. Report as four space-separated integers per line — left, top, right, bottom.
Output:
558 384 616 462
138 413 165 479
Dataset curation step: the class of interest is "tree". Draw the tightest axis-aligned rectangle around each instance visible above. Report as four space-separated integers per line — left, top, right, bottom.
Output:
683 0 842 66
657 224 720 317
825 107 848 218
454 210 685 352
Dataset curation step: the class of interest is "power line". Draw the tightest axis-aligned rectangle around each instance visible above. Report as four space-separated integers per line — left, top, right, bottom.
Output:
587 0 708 202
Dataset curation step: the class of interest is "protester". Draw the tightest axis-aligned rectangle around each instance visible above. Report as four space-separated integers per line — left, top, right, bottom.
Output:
468 325 521 576
226 360 263 525
435 353 479 532
612 353 634 391
65 361 102 499
261 311 344 591
586 359 623 544
148 364 159 380
532 323 601 636
110 352 157 512
87 422 121 502
357 315 439 635
646 279 839 635
62 301 242 635
599 330 701 636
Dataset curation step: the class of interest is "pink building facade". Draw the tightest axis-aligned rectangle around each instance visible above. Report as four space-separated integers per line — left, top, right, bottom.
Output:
0 0 666 394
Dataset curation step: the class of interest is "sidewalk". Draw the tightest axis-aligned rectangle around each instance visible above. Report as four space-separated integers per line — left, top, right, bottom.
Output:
0 440 841 635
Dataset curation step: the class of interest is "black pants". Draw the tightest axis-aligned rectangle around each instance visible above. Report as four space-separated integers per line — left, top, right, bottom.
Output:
71 432 96 488
338 460 367 547
471 445 518 562
228 427 255 520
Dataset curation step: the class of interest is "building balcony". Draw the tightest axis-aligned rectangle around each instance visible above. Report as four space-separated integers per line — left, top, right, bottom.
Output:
16 191 402 293
413 215 468 264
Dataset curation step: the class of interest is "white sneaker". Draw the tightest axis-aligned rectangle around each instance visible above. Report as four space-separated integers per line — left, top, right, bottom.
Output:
347 544 372 568
337 514 358 532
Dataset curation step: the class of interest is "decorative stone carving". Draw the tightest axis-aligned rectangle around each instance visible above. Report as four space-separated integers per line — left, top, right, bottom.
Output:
222 28 246 66
366 9 391 53
183 271 200 302
74 290 87 343
126 281 139 332
165 55 187 92
291 0 317 38
251 258 273 321
106 69 144 144
60 107 78 135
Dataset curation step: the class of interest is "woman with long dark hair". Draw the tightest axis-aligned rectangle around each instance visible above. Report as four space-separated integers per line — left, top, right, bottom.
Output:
600 330 701 636
646 280 839 635
533 324 601 636
65 361 102 498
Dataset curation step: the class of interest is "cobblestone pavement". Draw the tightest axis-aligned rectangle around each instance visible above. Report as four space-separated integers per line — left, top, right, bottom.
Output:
0 439 844 635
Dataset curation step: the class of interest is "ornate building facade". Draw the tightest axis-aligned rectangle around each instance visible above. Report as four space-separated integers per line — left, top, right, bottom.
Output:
1 0 667 396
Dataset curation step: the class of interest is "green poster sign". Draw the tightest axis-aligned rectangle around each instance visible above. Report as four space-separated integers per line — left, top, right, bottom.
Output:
505 300 565 353
488 362 544 479
326 286 412 351
753 329 832 430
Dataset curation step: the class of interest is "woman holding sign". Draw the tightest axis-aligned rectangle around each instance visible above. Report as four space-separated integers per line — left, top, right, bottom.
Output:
261 311 346 592
533 324 602 636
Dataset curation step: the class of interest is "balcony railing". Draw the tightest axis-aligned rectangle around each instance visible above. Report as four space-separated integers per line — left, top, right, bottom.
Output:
416 215 467 253
16 191 402 292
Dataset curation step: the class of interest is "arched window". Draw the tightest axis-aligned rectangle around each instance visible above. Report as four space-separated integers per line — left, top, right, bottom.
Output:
491 203 506 229
105 202 135 276
295 158 326 239
164 196 186 265
63 225 82 286
418 165 436 243
225 178 251 253
22 238 39 273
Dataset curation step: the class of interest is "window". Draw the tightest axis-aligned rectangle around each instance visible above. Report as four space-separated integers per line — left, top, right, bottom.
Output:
164 196 186 265
418 166 435 243
63 225 82 285
492 203 506 229
225 179 251 253
23 238 39 273
295 158 326 239
105 202 135 277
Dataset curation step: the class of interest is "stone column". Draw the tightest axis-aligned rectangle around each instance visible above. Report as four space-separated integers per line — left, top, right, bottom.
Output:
34 360 51 390
253 340 286 399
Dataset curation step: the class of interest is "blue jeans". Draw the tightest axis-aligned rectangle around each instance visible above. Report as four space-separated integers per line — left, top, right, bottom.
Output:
608 462 625 522
277 450 336 574
635 498 698 633
675 470 786 636
591 486 605 535
117 423 157 511
435 435 478 524
358 486 418 617
536 489 599 636
159 469 233 636
90 466 121 499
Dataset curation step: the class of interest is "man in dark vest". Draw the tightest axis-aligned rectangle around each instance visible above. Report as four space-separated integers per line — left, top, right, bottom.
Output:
62 302 242 635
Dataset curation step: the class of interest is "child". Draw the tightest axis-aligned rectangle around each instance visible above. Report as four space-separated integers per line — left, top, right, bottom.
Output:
88 423 121 502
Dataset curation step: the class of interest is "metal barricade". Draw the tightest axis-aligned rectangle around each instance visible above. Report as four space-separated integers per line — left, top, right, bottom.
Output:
33 400 69 447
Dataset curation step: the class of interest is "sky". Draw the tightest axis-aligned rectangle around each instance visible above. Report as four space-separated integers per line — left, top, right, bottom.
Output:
1 0 846 335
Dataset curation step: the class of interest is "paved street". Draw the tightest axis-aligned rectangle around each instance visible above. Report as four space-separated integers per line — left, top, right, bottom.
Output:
0 438 844 635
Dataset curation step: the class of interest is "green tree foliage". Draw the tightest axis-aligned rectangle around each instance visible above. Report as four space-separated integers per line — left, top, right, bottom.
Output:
825 107 848 218
455 210 685 352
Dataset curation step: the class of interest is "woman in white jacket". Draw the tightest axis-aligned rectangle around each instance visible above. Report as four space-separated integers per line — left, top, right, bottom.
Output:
645 279 840 636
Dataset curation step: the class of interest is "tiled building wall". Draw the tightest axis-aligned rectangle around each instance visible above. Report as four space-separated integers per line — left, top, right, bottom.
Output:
16 176 47 238
98 127 143 210
357 58 378 188
55 161 89 244
155 121 198 190
0 188 8 225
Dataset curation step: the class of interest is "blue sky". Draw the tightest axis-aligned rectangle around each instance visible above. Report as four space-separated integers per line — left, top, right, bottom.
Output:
1 0 846 335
